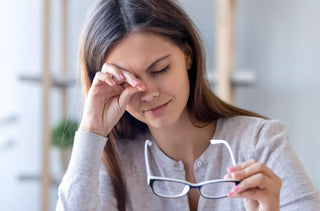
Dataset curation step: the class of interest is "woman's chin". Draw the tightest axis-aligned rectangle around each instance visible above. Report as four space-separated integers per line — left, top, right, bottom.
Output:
146 118 176 130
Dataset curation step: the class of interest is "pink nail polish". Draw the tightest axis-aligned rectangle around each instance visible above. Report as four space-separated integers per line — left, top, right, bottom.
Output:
227 192 233 197
133 80 139 86
228 166 236 172
119 74 125 80
231 171 241 178
232 185 239 192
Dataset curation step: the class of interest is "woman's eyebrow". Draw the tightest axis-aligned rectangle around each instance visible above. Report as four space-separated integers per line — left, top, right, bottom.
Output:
146 54 170 71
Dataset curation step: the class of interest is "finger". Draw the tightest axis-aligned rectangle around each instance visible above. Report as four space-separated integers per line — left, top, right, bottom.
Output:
228 187 264 201
228 174 280 203
225 159 257 179
232 173 273 194
92 71 117 87
224 174 231 179
102 63 126 83
103 63 146 91
228 175 267 200
228 159 257 173
118 86 141 110
121 71 146 91
230 162 275 181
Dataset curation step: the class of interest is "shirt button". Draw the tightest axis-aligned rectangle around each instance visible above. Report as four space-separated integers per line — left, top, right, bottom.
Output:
196 160 203 167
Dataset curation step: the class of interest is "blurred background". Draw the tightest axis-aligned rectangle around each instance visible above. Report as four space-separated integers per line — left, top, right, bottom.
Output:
0 0 319 210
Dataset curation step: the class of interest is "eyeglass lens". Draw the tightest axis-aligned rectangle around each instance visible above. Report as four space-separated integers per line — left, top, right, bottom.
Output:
200 181 236 198
153 180 189 197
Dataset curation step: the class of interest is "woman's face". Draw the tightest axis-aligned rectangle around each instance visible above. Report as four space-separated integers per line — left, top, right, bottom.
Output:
105 31 191 129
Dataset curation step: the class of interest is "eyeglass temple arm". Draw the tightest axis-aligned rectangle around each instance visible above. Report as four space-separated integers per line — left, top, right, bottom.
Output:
210 139 237 166
144 140 153 184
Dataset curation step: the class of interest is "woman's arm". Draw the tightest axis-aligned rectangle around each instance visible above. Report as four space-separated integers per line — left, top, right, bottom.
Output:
56 131 117 211
56 64 146 210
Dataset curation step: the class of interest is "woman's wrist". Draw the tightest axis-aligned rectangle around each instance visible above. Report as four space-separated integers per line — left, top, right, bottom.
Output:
78 123 110 137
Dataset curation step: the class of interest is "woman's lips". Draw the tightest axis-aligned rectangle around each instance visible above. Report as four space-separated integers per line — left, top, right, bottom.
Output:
146 101 170 116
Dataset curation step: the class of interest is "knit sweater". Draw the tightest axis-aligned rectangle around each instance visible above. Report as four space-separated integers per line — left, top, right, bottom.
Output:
56 116 320 210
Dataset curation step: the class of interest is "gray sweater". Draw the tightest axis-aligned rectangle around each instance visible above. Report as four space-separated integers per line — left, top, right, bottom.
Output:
56 116 320 210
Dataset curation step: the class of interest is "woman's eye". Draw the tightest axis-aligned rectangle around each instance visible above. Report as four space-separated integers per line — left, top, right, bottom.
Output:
153 65 169 74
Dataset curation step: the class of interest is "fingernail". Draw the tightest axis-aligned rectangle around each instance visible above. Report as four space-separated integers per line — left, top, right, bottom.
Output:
111 80 117 85
227 192 233 197
137 85 146 91
140 84 146 90
232 185 239 192
231 171 241 178
119 73 125 80
228 166 236 172
133 80 139 86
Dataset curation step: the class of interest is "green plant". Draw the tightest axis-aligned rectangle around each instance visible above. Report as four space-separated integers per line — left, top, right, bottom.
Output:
52 118 78 148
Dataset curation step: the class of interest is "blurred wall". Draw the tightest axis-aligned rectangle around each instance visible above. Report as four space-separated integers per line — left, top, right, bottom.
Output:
0 1 42 210
0 0 319 210
183 0 320 191
0 0 91 210
236 0 320 190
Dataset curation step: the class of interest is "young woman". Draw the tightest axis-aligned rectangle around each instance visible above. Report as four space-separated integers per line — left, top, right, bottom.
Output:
56 0 320 210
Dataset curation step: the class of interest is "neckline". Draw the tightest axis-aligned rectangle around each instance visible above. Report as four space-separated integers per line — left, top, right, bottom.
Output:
149 118 223 168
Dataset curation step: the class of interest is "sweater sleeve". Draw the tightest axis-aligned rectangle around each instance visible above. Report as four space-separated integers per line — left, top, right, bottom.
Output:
56 131 117 211
250 120 320 210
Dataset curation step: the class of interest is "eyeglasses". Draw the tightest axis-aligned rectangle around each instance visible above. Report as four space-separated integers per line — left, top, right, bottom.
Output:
144 139 240 199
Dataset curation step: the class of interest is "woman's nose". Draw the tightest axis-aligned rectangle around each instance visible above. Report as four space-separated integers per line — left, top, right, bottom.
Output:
140 82 160 101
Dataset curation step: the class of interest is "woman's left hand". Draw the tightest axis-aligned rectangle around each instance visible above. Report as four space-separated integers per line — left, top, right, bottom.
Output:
224 159 282 211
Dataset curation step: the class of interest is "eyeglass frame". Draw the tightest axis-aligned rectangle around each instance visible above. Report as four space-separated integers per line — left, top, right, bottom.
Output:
144 139 240 199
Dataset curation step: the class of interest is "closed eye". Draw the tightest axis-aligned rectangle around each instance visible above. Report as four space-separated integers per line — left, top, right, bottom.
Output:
153 65 169 74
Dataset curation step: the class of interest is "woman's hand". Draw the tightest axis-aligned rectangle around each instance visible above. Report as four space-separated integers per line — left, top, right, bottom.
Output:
224 159 282 211
79 63 146 137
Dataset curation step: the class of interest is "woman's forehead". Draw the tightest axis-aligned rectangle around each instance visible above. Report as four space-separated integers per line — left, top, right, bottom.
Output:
107 32 174 57
105 31 183 73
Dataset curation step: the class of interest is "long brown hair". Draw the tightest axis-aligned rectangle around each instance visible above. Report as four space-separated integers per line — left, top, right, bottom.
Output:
79 0 262 210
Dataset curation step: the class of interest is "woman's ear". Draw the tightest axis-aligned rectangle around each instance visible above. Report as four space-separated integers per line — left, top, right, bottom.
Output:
183 44 193 69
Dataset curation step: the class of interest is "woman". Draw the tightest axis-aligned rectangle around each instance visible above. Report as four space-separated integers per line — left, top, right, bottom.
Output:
56 0 320 210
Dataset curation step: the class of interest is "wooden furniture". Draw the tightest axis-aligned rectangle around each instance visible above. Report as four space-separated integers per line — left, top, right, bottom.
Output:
41 0 70 210
19 1 72 210
215 0 255 104
41 0 51 210
216 0 236 104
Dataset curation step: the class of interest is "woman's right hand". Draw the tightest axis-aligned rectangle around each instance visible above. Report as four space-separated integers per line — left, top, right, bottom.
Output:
78 63 146 137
